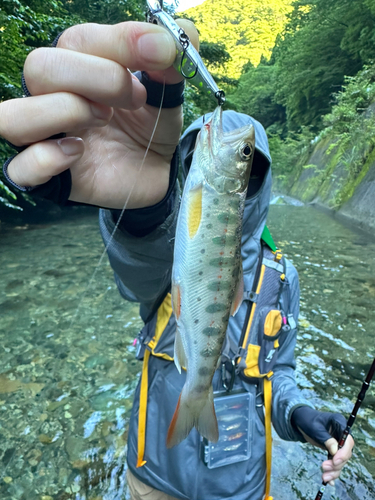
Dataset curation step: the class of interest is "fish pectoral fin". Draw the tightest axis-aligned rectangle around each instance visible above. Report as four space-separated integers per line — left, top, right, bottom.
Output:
174 328 187 374
230 266 244 317
187 183 203 238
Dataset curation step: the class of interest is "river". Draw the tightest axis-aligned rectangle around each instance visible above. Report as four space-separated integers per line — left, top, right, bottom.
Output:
0 201 374 500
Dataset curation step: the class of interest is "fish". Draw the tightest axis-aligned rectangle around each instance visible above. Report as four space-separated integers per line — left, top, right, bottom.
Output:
166 106 255 448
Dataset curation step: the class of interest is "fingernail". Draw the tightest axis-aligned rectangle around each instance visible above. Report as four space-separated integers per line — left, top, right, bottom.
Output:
138 33 174 64
329 480 335 487
58 137 83 156
324 474 333 482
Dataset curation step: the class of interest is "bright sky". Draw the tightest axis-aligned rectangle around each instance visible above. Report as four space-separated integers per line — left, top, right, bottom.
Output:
164 0 206 12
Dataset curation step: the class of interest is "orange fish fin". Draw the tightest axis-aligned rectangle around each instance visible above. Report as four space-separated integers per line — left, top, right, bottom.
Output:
230 266 244 316
174 328 186 374
187 183 203 238
171 281 181 320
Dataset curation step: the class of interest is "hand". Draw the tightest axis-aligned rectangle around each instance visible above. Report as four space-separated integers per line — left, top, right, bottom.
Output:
0 20 199 209
291 406 354 486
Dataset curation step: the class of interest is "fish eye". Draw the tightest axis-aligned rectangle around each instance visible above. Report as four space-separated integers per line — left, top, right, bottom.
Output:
240 143 253 160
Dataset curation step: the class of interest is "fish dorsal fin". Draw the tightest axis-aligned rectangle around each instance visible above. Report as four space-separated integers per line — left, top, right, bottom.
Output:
230 266 244 317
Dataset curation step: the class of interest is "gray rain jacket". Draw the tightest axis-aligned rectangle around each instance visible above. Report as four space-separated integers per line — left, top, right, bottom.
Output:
99 111 312 500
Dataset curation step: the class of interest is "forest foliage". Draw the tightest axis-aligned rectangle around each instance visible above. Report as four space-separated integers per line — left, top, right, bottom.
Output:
1 0 375 209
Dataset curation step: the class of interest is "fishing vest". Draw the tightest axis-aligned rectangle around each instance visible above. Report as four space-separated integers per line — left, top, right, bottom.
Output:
134 227 294 500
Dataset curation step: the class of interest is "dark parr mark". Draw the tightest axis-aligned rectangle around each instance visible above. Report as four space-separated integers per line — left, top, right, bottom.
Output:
212 235 236 246
209 257 236 268
198 367 212 376
202 326 222 336
200 345 221 358
205 303 227 313
207 281 230 291
194 382 211 393
217 213 238 224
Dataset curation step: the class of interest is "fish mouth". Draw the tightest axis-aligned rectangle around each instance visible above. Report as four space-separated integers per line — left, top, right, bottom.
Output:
202 107 254 147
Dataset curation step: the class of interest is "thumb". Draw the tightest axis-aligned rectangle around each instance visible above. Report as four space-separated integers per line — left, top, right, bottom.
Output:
147 19 200 85
325 437 339 457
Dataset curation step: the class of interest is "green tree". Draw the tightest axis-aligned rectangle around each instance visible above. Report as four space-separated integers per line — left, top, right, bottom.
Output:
182 0 294 78
228 60 286 134
273 0 375 131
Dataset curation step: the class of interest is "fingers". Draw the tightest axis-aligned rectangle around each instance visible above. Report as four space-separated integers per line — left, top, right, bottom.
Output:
6 137 84 188
324 437 338 457
321 435 354 486
147 19 200 85
0 94 113 147
58 22 176 72
24 48 147 110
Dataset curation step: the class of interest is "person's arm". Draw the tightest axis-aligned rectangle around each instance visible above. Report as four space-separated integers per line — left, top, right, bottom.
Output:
270 259 354 484
99 175 180 321
270 259 314 441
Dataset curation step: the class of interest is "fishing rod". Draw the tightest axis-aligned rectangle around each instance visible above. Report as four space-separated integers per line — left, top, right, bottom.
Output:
314 357 375 500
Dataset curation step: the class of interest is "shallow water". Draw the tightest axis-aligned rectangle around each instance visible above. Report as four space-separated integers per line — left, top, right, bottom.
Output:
0 204 374 499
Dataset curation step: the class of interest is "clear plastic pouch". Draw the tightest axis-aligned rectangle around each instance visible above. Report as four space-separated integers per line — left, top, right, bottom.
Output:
200 391 253 469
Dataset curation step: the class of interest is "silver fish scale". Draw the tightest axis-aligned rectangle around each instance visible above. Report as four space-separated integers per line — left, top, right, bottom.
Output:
173 177 244 393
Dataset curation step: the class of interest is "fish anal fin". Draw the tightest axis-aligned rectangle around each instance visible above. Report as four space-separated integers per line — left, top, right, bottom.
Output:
174 328 186 374
230 266 244 316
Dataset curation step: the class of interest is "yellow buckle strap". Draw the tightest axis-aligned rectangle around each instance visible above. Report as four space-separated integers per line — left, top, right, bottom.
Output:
264 374 273 499
136 348 150 467
137 293 174 467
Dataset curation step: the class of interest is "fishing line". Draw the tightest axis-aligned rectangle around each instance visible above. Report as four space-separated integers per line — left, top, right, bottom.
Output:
68 77 166 330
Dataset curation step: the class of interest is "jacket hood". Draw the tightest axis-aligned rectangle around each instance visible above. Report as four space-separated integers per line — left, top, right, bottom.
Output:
180 110 273 277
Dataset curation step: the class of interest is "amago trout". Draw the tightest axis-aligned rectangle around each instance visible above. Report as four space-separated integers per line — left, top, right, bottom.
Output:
167 106 255 448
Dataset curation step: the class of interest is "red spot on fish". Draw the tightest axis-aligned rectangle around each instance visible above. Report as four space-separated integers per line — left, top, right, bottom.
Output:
210 320 215 326
214 296 217 301
224 229 228 233
220 251 224 256
218 275 222 279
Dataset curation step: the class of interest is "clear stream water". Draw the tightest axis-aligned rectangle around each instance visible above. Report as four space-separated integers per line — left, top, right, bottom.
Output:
0 201 374 500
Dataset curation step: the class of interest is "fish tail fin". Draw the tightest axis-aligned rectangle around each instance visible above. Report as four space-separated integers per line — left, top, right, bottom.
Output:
166 386 218 449
196 385 219 443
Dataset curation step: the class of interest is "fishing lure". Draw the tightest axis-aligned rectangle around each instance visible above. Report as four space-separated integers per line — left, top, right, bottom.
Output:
146 0 225 106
